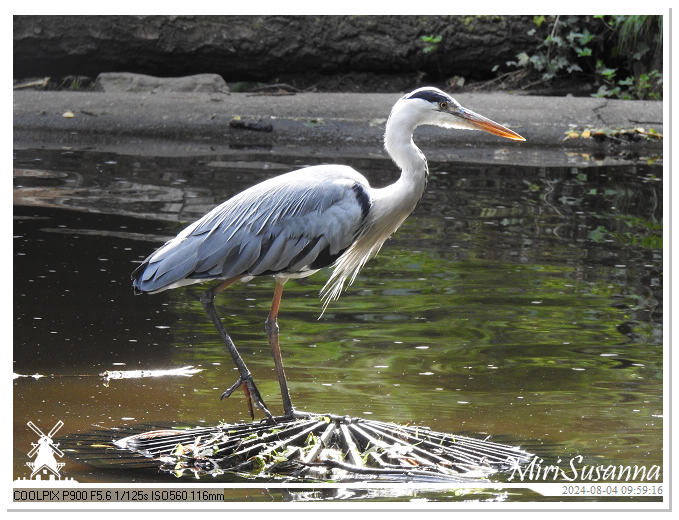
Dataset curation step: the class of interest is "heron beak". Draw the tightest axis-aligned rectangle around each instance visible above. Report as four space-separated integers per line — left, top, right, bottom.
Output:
457 107 526 141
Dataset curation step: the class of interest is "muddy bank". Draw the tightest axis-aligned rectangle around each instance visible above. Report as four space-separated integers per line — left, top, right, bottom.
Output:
13 89 663 167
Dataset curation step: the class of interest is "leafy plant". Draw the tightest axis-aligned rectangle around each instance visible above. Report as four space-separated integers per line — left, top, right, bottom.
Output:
593 62 662 100
504 16 593 85
592 15 663 99
499 15 662 99
420 34 442 54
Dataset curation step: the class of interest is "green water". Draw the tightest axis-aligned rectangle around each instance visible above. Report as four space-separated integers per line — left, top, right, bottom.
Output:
13 149 662 500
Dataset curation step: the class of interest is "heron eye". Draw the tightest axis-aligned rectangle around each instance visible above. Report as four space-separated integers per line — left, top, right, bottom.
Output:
439 101 448 109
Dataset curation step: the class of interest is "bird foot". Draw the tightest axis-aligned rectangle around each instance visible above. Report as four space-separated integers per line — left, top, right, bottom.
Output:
282 407 307 420
220 374 275 422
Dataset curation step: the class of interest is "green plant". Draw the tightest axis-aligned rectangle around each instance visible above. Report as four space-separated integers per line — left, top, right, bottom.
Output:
499 15 662 99
503 16 596 86
592 15 663 99
605 15 663 61
420 34 442 54
593 61 662 100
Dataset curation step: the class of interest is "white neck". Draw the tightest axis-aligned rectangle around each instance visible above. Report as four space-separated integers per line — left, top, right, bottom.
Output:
319 102 430 308
374 105 429 218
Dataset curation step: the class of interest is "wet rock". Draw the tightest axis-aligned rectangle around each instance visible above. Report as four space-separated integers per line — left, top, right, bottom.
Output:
94 72 229 94
228 116 273 132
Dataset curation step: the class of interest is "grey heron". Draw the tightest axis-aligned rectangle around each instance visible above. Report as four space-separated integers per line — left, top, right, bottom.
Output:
131 87 525 420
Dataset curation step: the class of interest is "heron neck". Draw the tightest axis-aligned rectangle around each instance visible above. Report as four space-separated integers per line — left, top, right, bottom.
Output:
381 114 428 211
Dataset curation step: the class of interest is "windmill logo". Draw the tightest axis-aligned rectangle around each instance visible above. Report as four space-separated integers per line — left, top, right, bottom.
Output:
24 420 66 480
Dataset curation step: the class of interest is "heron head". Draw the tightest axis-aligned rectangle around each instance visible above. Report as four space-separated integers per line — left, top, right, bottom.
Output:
396 87 525 141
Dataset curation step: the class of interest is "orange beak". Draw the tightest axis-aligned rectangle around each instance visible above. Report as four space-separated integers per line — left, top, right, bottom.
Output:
458 107 526 141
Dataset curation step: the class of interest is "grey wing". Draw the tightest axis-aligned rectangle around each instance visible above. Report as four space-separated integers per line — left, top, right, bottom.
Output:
132 165 372 293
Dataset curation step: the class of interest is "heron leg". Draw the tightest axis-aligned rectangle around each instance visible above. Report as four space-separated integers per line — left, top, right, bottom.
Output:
200 279 273 421
265 280 295 417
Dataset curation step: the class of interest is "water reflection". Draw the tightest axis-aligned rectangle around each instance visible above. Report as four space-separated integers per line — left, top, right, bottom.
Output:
13 148 662 493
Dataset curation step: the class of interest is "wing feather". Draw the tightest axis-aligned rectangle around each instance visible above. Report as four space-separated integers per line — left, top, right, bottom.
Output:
132 165 371 293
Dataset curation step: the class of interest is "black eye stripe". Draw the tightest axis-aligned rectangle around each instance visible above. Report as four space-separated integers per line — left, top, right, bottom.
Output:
407 89 450 104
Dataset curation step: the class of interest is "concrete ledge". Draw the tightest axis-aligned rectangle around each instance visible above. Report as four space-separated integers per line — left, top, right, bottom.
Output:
13 90 663 166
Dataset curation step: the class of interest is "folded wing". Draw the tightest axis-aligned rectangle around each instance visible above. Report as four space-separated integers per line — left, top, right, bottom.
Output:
131 165 372 294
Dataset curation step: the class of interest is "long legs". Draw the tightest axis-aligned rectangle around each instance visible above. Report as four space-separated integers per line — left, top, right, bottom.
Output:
200 277 298 420
200 278 273 421
265 280 295 416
